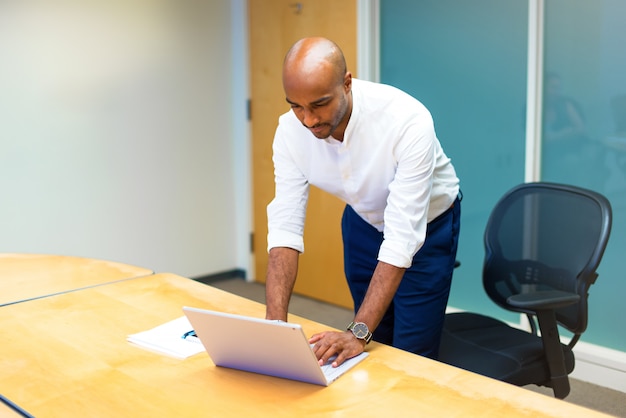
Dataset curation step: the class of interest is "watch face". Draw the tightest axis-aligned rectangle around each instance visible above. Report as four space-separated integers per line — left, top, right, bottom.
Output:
353 322 369 338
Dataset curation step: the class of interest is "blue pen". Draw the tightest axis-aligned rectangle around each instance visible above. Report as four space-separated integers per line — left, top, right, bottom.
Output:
181 330 197 340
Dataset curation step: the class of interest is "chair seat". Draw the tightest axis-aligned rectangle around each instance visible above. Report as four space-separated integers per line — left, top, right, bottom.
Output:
438 312 575 387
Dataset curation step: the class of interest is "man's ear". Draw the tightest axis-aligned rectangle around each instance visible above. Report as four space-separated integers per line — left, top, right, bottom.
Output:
344 72 352 93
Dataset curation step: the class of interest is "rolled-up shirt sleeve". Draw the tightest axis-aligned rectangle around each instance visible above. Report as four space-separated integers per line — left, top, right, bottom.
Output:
266 125 310 253
377 119 436 268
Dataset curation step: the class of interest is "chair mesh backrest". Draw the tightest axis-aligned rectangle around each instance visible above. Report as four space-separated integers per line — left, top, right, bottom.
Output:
483 182 612 334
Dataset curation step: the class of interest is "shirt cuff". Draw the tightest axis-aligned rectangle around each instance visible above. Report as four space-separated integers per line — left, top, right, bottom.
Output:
267 229 305 254
377 240 413 269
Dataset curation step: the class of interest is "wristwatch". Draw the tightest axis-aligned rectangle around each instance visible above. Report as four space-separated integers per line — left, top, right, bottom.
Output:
347 321 372 344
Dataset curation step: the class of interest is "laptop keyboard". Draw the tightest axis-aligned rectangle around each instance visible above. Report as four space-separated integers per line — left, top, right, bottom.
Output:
320 355 345 381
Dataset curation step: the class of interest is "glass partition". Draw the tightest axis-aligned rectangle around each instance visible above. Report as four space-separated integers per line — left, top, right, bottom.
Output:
542 0 626 350
380 0 528 322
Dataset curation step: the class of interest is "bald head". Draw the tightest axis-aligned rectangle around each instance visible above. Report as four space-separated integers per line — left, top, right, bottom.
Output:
281 37 353 141
283 37 348 89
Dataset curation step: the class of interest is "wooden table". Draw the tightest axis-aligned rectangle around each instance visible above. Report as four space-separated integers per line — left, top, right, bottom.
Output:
0 253 153 306
0 272 612 418
0 395 31 417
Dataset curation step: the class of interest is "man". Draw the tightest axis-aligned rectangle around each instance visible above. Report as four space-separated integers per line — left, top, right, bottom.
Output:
265 37 461 368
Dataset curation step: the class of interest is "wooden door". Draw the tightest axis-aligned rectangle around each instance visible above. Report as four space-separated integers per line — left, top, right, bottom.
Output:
248 0 357 309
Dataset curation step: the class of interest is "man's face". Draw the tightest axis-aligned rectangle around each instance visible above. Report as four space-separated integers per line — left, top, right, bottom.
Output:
284 71 352 140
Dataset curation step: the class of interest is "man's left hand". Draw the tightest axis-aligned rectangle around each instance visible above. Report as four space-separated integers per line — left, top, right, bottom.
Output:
309 330 366 367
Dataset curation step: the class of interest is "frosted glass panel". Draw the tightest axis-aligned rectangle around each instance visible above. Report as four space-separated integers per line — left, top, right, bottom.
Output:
380 0 528 322
543 0 626 350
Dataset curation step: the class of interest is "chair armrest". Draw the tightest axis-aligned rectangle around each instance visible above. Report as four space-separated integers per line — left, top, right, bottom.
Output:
507 290 580 310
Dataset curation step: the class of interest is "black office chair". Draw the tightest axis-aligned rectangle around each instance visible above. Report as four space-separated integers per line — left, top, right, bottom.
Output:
438 182 612 399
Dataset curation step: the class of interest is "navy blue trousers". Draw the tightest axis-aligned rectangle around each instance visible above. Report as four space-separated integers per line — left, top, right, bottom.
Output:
341 197 461 359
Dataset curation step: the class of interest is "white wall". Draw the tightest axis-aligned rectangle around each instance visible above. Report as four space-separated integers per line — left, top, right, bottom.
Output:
230 0 253 279
0 0 250 278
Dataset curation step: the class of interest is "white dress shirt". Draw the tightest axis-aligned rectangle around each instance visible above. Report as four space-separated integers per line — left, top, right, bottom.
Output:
267 79 459 268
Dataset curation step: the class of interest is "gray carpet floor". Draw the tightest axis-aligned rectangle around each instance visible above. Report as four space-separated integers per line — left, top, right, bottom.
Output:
205 278 626 417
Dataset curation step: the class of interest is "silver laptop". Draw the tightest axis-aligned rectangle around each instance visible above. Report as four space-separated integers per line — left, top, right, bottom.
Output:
182 307 368 386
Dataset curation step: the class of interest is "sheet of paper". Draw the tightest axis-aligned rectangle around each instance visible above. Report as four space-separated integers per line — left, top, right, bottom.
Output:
127 316 205 359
